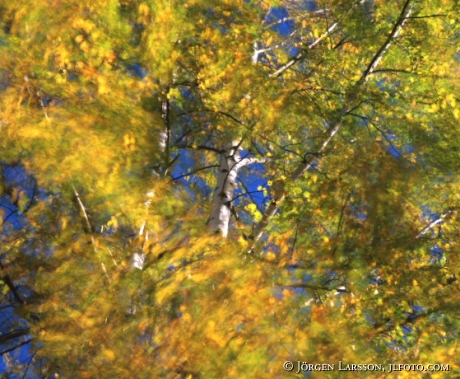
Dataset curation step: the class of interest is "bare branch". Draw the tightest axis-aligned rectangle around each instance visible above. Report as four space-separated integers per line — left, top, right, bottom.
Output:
0 328 30 344
371 69 416 75
0 339 33 356
204 109 245 126
348 112 406 159
170 164 219 181
253 30 298 64
263 10 329 30
271 21 339 77
279 283 347 293
24 75 50 123
175 144 225 154
231 189 264 203
72 186 112 283
416 211 454 239
405 14 447 19
0 255 25 304
236 178 265 215
73 186 93 233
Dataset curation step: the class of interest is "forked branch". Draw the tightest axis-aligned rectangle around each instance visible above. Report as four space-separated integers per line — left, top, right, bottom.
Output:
248 1 415 253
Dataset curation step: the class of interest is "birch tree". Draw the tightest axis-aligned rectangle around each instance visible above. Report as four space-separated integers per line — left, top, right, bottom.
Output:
1 0 460 377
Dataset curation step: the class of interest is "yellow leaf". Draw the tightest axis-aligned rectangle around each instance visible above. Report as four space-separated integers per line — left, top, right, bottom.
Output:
123 134 136 150
247 203 257 212
80 41 90 53
98 76 109 95
428 103 439 113
138 319 150 332
75 35 85 44
107 215 118 229
266 251 277 261
156 284 177 305
138 2 150 16
102 348 116 361
446 94 456 107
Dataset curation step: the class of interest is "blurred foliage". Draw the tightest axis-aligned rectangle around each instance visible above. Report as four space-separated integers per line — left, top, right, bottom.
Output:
1 0 460 378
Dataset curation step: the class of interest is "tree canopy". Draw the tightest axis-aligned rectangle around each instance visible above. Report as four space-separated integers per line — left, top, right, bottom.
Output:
0 0 460 377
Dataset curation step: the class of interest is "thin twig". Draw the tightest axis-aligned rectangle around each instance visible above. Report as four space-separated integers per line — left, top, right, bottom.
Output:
0 339 32 356
175 144 225 154
416 211 454 239
0 259 25 304
72 186 111 283
24 76 50 124
279 283 347 293
170 164 219 181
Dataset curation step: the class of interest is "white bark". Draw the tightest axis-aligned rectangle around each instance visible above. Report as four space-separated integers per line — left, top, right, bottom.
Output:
208 138 271 237
134 92 170 269
416 210 454 239
361 0 413 83
270 1 369 78
208 142 240 238
72 186 111 282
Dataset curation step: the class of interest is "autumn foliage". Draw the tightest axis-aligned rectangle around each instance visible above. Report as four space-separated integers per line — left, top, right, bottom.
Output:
1 0 460 378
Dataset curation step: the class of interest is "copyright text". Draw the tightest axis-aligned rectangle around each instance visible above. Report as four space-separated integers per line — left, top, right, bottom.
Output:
282 361 450 374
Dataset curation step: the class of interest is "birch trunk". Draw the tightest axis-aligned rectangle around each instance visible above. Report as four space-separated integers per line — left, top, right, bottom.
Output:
133 90 171 269
208 142 240 238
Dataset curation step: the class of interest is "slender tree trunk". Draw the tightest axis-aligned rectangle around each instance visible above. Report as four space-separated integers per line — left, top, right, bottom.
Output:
208 142 240 238
134 89 171 269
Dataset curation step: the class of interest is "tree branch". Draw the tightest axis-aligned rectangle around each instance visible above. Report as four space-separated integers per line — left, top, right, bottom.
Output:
72 186 93 233
360 0 414 83
0 328 30 344
405 14 447 19
0 339 32 356
416 210 454 239
271 21 339 77
263 10 329 30
72 186 111 283
237 156 270 168
270 0 369 77
204 109 245 126
175 144 225 154
371 69 416 75
248 0 416 253
348 112 406 159
236 178 265 216
170 164 219 181
0 258 25 304
279 283 347 293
